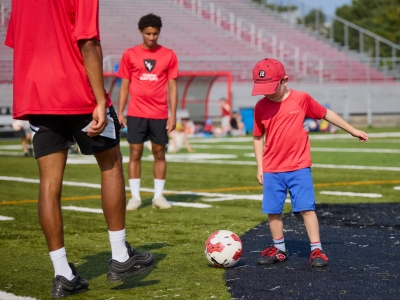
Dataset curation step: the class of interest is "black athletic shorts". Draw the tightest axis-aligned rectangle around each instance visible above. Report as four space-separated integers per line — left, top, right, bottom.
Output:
29 106 121 159
126 116 168 145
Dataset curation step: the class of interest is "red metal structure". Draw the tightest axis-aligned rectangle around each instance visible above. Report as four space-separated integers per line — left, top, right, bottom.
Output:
103 71 232 123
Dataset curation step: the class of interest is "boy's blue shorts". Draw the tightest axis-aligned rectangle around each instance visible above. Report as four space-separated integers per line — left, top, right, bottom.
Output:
262 167 316 214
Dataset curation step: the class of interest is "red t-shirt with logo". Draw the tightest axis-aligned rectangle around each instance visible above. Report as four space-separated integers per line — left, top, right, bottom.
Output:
253 89 327 173
5 0 112 120
117 44 178 119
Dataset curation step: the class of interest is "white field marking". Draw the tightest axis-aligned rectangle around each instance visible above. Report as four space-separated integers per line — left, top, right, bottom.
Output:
0 176 274 204
0 215 15 221
0 145 23 150
0 151 24 156
394 186 400 190
319 191 382 198
62 206 103 213
191 144 253 150
312 163 400 172
64 155 400 172
0 291 36 300
168 202 212 208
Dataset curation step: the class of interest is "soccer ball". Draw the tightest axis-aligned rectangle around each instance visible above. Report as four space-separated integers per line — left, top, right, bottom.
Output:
204 230 243 268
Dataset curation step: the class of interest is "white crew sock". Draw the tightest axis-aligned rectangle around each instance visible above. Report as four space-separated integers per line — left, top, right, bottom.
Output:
310 241 322 251
50 247 74 280
154 179 165 199
128 178 141 201
273 237 286 252
109 229 129 262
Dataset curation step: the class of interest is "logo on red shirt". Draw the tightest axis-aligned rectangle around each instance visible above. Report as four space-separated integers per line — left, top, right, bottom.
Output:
144 59 156 72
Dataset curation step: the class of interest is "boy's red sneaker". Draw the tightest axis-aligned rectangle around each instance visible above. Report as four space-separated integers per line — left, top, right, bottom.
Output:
309 248 329 268
258 246 288 265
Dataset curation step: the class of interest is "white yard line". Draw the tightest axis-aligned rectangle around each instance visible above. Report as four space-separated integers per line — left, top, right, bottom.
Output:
0 291 36 300
0 215 15 221
394 186 400 190
319 191 382 198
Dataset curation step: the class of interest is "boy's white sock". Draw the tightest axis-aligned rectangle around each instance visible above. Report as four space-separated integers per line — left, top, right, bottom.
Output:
310 241 322 251
128 178 141 200
154 179 165 199
50 247 74 280
109 229 129 262
273 236 286 252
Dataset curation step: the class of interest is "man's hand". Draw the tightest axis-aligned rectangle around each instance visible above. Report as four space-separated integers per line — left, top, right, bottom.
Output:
166 115 176 133
118 114 126 129
87 105 107 137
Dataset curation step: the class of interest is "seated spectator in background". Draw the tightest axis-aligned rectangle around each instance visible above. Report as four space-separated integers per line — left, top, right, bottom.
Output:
182 118 195 137
167 122 195 153
12 120 33 156
218 98 231 135
230 111 246 136
202 118 215 135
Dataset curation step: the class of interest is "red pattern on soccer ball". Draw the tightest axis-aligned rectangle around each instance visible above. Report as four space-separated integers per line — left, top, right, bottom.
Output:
206 242 225 253
232 249 243 261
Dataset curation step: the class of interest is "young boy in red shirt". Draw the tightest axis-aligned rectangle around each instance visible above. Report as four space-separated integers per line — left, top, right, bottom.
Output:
252 58 368 267
117 14 178 211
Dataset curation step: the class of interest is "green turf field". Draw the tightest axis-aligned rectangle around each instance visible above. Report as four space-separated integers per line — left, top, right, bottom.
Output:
0 127 399 299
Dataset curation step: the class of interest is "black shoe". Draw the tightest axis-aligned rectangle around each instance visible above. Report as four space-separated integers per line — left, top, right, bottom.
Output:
309 248 329 268
257 246 288 265
50 263 89 298
107 241 155 282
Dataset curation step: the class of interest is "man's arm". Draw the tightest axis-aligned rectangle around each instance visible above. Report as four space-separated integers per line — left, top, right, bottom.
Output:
323 109 368 142
253 136 264 184
166 79 178 133
78 38 107 137
117 78 131 128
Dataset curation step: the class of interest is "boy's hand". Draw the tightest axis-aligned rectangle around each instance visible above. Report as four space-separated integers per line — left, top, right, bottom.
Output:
352 130 369 143
257 168 263 185
166 115 176 133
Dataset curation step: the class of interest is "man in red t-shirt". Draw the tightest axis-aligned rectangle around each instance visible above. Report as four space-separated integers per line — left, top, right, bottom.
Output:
252 58 369 269
117 13 178 211
218 98 231 135
6 1 154 297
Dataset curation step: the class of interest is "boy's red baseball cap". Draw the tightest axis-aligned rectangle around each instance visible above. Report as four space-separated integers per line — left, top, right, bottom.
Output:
252 58 286 96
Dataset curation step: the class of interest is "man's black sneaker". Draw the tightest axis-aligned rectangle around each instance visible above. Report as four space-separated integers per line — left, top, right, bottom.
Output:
257 246 288 265
107 241 155 282
309 248 329 268
50 263 89 298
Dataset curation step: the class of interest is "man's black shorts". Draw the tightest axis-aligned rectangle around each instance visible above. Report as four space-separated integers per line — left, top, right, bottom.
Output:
29 106 121 158
126 116 168 145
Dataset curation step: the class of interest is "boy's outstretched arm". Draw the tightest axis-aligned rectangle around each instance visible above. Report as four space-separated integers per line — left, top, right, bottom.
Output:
323 109 369 143
253 135 264 184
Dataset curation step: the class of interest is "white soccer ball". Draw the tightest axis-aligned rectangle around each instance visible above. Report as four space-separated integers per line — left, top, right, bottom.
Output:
11 120 23 131
204 230 243 268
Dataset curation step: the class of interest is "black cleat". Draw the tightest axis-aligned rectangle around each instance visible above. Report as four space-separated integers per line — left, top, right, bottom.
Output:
50 263 89 298
309 248 329 268
258 246 288 265
107 241 155 282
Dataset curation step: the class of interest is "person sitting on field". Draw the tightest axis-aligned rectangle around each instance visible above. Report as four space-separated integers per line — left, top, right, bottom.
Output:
230 111 246 136
252 58 368 268
167 122 195 153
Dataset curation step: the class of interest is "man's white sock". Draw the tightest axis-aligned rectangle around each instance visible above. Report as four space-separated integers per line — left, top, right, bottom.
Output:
109 229 129 262
50 247 74 280
154 179 165 199
128 178 141 201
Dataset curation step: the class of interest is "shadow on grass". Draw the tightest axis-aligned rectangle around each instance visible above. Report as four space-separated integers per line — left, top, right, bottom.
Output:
78 242 170 288
139 194 203 209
